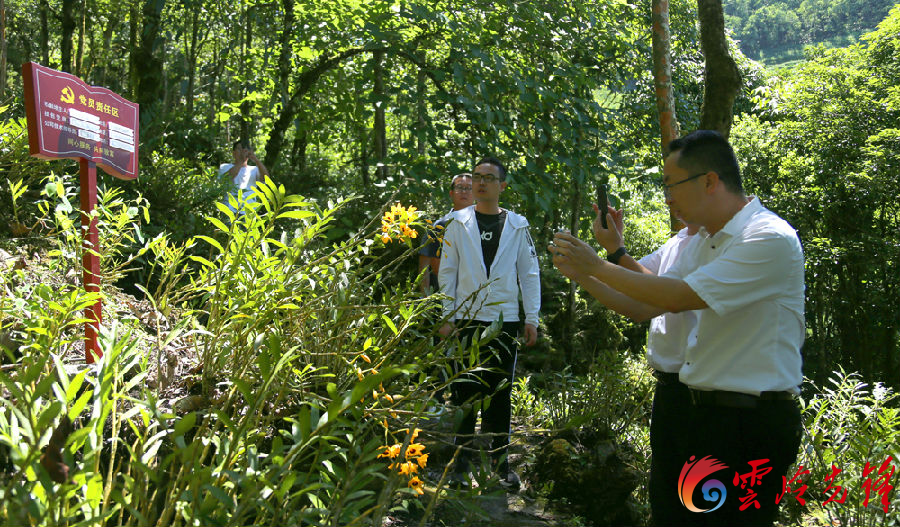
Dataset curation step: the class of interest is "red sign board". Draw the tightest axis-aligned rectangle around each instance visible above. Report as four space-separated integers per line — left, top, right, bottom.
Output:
22 62 139 180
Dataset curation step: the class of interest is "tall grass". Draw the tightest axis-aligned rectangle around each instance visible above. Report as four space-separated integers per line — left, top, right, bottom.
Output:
0 179 449 526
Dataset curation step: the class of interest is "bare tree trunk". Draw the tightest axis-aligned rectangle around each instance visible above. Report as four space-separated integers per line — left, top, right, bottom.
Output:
0 0 7 99
652 0 683 234
61 0 77 72
697 0 741 138
652 0 680 154
373 49 387 180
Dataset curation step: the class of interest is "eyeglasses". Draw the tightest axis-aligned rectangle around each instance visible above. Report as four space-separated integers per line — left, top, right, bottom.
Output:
472 173 499 183
452 186 473 192
660 172 706 196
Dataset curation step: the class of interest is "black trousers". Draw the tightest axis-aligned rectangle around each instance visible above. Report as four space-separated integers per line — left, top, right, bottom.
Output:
450 320 520 475
676 395 802 527
649 375 696 526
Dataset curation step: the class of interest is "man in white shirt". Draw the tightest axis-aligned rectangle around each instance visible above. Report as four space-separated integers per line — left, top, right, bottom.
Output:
218 140 271 214
438 156 540 489
550 130 803 526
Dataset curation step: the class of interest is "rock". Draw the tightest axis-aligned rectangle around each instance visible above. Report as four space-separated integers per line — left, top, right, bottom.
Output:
530 435 640 526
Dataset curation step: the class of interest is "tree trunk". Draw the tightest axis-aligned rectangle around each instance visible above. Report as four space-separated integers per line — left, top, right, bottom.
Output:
652 0 683 234
61 0 77 72
696 0 741 138
416 55 426 157
135 0 166 135
0 0 7 99
39 0 50 66
129 1 139 99
75 0 86 76
185 3 200 116
652 0 680 154
373 49 387 180
239 4 253 144
291 118 308 176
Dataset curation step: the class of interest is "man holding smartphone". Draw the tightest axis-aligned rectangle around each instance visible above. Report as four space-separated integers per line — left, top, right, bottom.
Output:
218 140 271 215
588 200 699 525
438 156 540 490
550 131 803 526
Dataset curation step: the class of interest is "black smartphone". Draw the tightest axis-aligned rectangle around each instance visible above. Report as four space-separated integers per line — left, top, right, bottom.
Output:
596 183 608 229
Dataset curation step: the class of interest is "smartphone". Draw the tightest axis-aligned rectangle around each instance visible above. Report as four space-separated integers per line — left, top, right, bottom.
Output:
596 183 608 229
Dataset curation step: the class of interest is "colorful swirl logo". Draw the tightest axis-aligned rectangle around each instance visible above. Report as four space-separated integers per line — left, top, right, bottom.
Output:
678 455 729 513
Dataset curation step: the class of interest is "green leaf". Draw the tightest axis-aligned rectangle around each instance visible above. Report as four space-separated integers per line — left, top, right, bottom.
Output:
277 210 316 221
381 315 398 335
173 412 197 438
195 235 224 253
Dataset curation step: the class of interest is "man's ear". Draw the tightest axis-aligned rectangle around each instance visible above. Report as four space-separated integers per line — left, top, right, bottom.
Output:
704 171 720 194
500 181 508 192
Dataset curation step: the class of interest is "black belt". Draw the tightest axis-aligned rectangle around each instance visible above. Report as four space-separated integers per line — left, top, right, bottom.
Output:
652 370 680 385
689 389 795 409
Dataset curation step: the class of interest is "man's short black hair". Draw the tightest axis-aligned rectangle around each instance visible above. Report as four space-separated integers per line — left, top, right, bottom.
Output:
475 156 507 182
667 130 743 194
450 172 472 191
233 139 250 150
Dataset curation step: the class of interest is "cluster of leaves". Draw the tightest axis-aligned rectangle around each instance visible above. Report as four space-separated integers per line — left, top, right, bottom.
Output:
0 182 463 526
778 369 900 526
723 0 897 61
732 6 900 386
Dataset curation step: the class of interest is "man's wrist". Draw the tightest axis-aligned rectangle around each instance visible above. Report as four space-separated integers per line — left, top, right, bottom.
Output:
607 246 628 265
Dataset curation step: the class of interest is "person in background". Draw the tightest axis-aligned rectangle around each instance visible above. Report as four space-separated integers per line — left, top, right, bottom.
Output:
417 173 474 296
218 140 271 214
438 156 540 490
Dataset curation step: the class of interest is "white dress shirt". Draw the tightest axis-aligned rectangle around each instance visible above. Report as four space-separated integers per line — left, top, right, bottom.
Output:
639 228 697 373
662 197 805 395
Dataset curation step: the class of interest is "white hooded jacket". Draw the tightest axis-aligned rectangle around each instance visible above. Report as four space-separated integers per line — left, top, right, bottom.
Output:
438 205 540 326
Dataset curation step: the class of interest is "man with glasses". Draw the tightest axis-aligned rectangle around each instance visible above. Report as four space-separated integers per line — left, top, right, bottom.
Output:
438 156 540 490
417 173 474 296
549 130 803 526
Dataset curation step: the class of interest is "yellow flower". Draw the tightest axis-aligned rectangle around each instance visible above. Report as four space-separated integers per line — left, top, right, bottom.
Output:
401 428 422 441
405 443 426 458
356 368 364 381
416 453 429 468
360 353 371 363
383 393 394 403
380 234 391 244
408 476 424 495
398 461 418 476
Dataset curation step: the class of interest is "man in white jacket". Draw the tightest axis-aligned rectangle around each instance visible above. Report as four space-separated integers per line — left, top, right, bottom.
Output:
438 156 540 489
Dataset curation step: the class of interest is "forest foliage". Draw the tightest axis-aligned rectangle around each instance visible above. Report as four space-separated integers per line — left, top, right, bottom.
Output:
722 0 897 61
0 0 899 525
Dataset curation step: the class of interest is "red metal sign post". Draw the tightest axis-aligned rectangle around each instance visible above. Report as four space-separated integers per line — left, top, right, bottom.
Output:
22 62 139 363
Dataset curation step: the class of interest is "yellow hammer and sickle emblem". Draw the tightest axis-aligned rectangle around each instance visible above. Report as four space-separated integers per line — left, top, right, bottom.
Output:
60 86 75 104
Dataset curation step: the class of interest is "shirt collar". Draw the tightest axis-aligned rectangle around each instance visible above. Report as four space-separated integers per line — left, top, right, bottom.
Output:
700 195 762 240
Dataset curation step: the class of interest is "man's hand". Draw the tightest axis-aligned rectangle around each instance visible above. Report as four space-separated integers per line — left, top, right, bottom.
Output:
549 231 605 278
523 323 537 347
592 203 625 254
438 323 454 338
